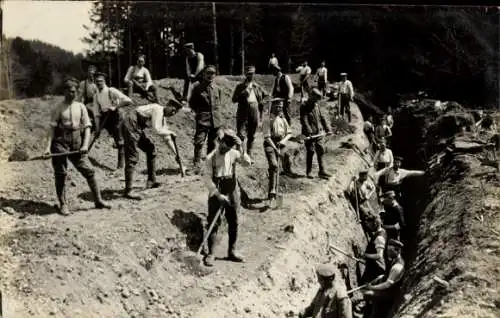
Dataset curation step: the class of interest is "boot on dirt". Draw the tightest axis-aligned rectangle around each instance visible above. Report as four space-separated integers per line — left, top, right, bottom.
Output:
227 250 245 263
228 231 245 263
123 167 143 200
318 154 331 180
146 155 161 189
87 175 112 209
203 254 215 267
116 146 125 170
306 153 314 179
55 174 71 216
269 194 277 210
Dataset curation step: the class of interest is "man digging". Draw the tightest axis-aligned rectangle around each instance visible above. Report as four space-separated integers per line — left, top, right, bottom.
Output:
92 72 133 170
120 100 182 200
300 88 332 179
263 98 295 209
44 78 111 215
182 42 205 104
232 65 268 160
203 129 252 267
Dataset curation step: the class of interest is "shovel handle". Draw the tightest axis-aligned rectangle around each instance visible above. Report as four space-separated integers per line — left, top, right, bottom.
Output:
329 245 365 264
170 135 185 177
30 150 83 160
197 204 225 255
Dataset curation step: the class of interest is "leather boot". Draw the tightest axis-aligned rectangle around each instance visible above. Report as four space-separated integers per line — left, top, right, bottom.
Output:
306 153 314 179
204 229 217 267
123 167 142 200
116 146 125 170
146 155 161 189
55 174 70 215
227 227 244 263
318 153 331 179
193 145 202 175
283 153 295 176
87 175 111 209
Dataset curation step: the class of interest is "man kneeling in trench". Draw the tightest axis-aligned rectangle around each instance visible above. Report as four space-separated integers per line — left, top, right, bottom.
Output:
298 263 353 318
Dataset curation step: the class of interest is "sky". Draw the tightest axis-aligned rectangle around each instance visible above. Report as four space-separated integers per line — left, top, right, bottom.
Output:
2 0 94 54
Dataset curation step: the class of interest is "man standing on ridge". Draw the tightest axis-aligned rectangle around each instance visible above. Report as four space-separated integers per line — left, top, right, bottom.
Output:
338 73 354 122
77 61 99 131
44 78 111 215
271 64 294 125
315 61 328 97
92 72 133 170
296 61 312 101
232 65 268 159
182 42 205 104
268 52 279 72
124 54 159 102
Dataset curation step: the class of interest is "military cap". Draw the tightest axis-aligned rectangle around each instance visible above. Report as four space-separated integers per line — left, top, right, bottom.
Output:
184 42 194 49
359 170 369 175
311 88 322 98
385 190 396 198
94 72 107 78
245 65 256 74
204 65 216 74
64 77 79 88
340 72 347 76
388 239 404 248
316 263 336 278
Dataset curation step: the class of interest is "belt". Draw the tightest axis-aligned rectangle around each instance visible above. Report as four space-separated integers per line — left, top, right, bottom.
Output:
213 176 235 181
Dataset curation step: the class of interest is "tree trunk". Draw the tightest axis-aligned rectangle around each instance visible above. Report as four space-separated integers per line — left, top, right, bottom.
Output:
116 8 122 88
241 16 245 75
212 2 219 72
127 3 132 67
147 27 153 76
229 23 234 75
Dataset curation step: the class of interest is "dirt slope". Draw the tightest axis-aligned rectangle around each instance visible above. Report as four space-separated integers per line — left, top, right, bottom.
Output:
0 75 368 317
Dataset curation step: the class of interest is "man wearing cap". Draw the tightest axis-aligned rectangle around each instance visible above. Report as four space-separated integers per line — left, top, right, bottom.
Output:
182 42 205 103
77 62 99 130
375 156 425 199
203 129 252 267
189 65 224 174
271 64 294 125
362 239 405 317
338 73 354 122
300 88 332 179
232 65 268 158
263 98 295 208
360 214 387 285
347 170 376 221
373 141 393 171
120 99 182 200
124 54 159 102
314 61 328 97
380 191 405 240
298 263 353 318
296 61 312 101
92 72 133 170
43 78 111 215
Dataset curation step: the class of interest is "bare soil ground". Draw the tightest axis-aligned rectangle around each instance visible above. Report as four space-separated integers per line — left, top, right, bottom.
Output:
0 75 368 318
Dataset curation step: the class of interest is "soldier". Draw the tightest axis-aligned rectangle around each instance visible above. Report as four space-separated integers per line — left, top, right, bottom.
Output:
124 54 159 102
338 73 354 122
347 170 376 225
373 141 393 171
203 129 252 267
232 65 268 158
315 61 328 97
375 156 425 200
263 98 294 208
300 88 332 180
43 78 111 215
296 61 312 101
380 191 405 241
77 62 99 131
182 42 205 103
271 64 294 125
360 214 387 285
92 72 133 170
189 65 224 174
298 263 353 318
120 101 182 200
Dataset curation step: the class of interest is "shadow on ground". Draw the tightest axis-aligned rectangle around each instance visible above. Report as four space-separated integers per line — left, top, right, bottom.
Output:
170 209 205 252
0 197 58 215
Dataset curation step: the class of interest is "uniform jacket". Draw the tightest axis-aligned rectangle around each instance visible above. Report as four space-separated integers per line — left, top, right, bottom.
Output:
302 280 352 318
189 81 224 128
232 80 267 115
300 99 330 136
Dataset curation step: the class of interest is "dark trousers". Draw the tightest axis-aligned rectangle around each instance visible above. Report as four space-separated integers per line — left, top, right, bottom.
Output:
376 162 390 171
340 94 351 122
121 112 157 185
283 99 292 125
193 123 219 164
305 136 325 175
94 109 124 147
206 177 241 255
128 81 158 101
360 260 385 285
236 102 260 155
318 79 327 96
300 75 310 98
182 76 202 101
264 139 292 198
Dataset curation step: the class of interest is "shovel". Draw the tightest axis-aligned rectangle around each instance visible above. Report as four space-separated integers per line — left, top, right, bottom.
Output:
170 134 186 177
341 140 372 166
272 147 284 209
28 150 84 161
353 181 361 223
329 245 366 264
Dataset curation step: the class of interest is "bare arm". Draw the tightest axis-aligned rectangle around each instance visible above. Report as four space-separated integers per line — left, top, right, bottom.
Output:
124 66 133 84
369 264 404 291
203 154 219 198
400 168 426 179
45 127 55 153
194 53 205 77
79 105 92 151
144 68 153 90
110 88 133 108
285 75 294 100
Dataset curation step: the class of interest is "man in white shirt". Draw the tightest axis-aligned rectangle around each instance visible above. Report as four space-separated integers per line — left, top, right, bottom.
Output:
121 101 181 200
296 61 312 100
315 61 328 97
385 107 394 129
373 141 394 171
263 98 294 208
124 54 158 102
347 170 376 220
375 156 425 199
92 72 133 170
203 129 252 267
375 117 392 149
271 65 294 125
182 43 205 103
268 53 279 72
363 115 376 152
338 73 354 122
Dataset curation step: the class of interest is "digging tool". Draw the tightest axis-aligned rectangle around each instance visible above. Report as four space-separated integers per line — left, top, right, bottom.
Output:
353 181 361 223
273 147 284 209
29 150 83 161
88 109 112 151
329 245 366 264
170 135 185 177
182 204 226 270
340 140 372 166
347 283 370 295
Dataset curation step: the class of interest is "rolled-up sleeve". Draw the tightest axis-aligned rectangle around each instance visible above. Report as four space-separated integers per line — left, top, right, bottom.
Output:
150 104 171 136
79 104 92 128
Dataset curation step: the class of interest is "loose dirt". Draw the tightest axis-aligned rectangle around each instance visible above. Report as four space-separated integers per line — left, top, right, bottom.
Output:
0 75 367 318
